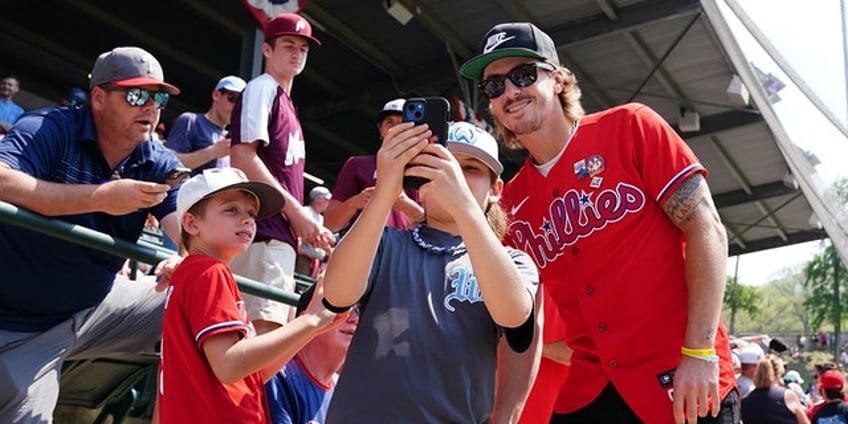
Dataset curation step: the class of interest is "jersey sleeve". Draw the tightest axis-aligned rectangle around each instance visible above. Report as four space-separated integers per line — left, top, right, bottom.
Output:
182 261 251 347
628 104 706 206
164 113 194 153
236 76 277 147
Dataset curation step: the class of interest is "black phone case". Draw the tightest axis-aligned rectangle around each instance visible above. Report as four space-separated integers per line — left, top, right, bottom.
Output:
402 97 450 190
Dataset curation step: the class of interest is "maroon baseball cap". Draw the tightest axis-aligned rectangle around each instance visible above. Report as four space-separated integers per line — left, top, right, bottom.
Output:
264 13 321 47
819 370 846 390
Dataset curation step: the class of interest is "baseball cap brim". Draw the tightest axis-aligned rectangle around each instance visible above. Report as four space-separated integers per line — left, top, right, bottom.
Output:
266 32 322 47
110 77 181 95
376 109 403 122
448 143 503 175
459 48 547 80
202 182 285 220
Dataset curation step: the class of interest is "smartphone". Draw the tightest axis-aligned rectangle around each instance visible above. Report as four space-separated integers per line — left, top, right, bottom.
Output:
402 97 450 189
159 167 191 188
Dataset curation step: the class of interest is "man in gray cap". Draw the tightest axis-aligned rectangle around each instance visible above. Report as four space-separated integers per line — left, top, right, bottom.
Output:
166 75 247 174
0 46 183 421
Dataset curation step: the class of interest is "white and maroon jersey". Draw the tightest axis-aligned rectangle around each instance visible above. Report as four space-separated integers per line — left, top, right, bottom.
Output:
502 103 735 423
159 254 268 423
231 73 305 249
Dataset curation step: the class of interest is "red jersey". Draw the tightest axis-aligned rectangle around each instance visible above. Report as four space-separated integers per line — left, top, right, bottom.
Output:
159 254 268 423
518 289 569 423
503 104 735 424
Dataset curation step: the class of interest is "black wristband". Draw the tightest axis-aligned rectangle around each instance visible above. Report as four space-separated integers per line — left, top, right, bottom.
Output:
321 297 353 313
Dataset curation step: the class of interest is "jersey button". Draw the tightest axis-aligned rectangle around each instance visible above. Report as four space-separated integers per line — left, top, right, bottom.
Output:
584 286 593 295
609 359 618 368
598 322 606 332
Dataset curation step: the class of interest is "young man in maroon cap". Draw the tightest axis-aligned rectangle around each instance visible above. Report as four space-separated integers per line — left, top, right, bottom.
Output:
230 13 334 335
323 98 424 234
460 22 736 424
0 46 184 421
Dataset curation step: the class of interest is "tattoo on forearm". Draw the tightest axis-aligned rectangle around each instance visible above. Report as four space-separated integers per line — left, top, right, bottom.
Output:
705 328 715 341
664 174 708 227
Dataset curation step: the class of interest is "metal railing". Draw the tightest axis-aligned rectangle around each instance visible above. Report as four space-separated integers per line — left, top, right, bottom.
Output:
0 200 302 306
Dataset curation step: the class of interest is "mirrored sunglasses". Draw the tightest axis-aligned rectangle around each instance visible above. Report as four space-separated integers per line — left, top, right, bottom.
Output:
478 62 557 99
103 86 170 110
218 90 239 103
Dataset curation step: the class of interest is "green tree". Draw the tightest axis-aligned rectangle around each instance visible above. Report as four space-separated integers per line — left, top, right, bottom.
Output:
803 241 848 362
723 275 762 334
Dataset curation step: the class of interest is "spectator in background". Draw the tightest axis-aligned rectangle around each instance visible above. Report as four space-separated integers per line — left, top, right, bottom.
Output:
811 370 848 423
323 98 424 234
0 75 24 133
784 369 810 407
741 354 809 424
166 75 246 174
61 87 88 107
265 283 358 424
738 343 765 398
0 46 183 422
230 13 334 335
296 186 332 278
808 361 840 420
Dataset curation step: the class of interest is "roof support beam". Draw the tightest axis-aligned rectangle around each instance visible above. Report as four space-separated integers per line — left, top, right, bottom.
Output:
714 181 801 208
674 109 763 137
728 230 826 256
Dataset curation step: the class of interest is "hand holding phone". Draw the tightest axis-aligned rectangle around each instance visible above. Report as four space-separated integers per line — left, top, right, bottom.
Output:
402 97 450 189
159 167 191 188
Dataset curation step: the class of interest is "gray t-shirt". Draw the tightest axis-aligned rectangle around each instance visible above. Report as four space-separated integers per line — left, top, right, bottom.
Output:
326 226 538 423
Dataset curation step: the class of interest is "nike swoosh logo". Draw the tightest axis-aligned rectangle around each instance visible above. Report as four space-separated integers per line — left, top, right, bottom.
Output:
510 196 530 216
483 34 516 54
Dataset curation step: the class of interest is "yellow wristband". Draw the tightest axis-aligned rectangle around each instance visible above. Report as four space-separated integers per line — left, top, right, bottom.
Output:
681 346 716 357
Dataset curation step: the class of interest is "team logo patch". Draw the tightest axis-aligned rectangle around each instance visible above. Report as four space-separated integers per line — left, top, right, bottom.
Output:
573 159 589 180
587 155 605 176
590 176 603 188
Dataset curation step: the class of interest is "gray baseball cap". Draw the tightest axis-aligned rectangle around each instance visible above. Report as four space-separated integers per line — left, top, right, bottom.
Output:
89 46 180 95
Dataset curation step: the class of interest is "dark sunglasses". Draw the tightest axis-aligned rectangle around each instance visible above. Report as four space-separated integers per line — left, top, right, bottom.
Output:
218 90 239 103
478 62 557 99
102 85 170 110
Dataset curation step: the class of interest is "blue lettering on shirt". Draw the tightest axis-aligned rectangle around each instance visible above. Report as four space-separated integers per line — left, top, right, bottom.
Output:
444 267 483 312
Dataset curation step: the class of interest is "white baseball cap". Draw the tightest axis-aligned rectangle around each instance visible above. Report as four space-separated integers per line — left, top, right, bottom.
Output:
446 121 503 175
177 167 284 221
376 98 405 122
738 344 764 365
215 75 247 93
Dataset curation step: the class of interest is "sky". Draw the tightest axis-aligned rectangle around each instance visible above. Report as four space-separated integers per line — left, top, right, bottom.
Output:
718 0 847 286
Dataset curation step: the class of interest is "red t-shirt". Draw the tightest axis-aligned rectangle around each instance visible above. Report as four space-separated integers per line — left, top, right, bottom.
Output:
158 254 268 423
503 104 736 424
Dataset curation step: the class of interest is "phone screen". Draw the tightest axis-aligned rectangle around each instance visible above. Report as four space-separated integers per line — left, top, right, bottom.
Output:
402 97 450 189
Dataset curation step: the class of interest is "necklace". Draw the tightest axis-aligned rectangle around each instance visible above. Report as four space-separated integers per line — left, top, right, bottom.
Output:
411 225 466 256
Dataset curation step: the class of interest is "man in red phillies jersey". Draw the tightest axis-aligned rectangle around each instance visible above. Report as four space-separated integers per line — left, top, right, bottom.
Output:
460 23 737 424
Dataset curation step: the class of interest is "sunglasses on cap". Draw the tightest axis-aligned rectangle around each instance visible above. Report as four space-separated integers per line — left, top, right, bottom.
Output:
218 90 239 103
478 62 557 99
102 85 170 110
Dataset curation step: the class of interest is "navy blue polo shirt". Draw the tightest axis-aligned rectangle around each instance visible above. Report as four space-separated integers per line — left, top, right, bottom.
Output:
0 106 183 332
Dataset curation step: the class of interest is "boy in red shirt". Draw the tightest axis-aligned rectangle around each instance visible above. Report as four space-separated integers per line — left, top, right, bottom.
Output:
158 167 345 423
